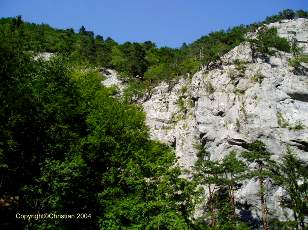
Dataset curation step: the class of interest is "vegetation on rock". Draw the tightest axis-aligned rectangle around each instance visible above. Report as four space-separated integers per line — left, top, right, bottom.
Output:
0 9 307 229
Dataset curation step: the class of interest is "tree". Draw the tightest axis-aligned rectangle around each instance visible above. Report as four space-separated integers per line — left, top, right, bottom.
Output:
193 146 250 229
79 25 86 35
279 9 296 20
221 151 247 220
11 15 23 31
0 32 84 228
95 37 117 67
193 145 224 227
21 68 195 229
111 42 148 78
253 27 291 55
296 10 308 18
272 148 308 230
241 141 274 230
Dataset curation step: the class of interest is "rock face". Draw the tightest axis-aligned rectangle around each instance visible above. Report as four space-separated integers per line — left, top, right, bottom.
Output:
267 18 308 54
141 19 308 222
102 19 308 223
100 68 127 96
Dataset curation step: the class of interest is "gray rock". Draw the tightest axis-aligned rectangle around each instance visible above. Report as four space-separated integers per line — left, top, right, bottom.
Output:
100 68 127 96
141 18 308 222
101 19 308 223
33 52 55 61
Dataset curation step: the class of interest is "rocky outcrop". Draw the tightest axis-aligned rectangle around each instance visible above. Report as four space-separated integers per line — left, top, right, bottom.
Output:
268 18 308 54
100 68 127 96
102 19 308 223
141 19 308 222
33 52 55 61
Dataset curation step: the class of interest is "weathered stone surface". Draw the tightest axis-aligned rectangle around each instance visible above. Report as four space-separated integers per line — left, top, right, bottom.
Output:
268 18 308 54
221 42 253 65
141 18 308 222
100 68 127 95
34 52 55 61
101 19 308 223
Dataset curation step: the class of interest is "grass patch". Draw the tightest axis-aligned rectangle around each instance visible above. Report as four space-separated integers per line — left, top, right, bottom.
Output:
289 121 305 131
251 71 265 84
177 97 186 112
277 112 288 128
240 102 248 121
180 85 188 94
276 112 305 130
234 89 246 95
205 81 215 94
288 54 308 68
234 60 247 75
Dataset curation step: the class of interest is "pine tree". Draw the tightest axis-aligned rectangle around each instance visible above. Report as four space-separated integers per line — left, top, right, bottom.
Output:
193 144 224 227
221 151 247 220
194 147 250 229
79 25 86 35
241 140 273 230
272 147 307 230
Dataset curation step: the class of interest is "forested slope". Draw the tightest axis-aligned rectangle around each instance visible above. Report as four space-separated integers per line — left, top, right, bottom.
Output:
0 9 307 229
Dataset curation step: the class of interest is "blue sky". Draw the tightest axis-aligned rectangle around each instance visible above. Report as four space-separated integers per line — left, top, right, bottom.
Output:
1 0 307 47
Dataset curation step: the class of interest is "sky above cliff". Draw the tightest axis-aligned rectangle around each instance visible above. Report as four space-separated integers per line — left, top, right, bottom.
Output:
1 0 307 47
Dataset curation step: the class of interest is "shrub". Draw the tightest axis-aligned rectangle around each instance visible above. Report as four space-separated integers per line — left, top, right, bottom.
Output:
240 102 248 121
277 112 289 128
251 71 265 84
228 69 238 81
289 121 305 131
144 63 173 83
288 54 308 68
205 81 215 94
180 85 188 94
177 97 186 112
255 28 291 54
234 60 246 75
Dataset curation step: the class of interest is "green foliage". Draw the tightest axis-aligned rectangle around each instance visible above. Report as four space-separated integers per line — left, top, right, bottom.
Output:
241 141 274 230
190 26 248 68
276 112 305 130
180 57 200 74
193 146 250 228
234 60 247 75
241 140 272 165
177 96 183 109
205 81 215 94
2 11 308 229
254 28 291 54
265 9 308 24
0 11 298 100
276 112 289 128
289 121 305 131
271 148 308 230
123 80 152 102
288 57 301 68
288 54 308 68
111 42 148 78
181 85 188 94
143 63 174 83
251 71 265 84
228 69 238 81
0 31 196 229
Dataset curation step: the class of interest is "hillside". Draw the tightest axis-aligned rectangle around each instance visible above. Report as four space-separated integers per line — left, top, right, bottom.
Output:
1 9 308 230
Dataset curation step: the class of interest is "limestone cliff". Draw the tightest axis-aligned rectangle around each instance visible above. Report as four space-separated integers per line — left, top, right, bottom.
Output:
102 18 308 222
